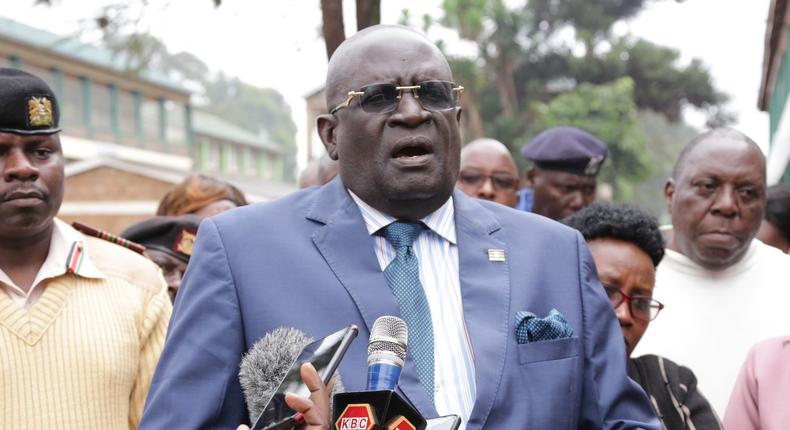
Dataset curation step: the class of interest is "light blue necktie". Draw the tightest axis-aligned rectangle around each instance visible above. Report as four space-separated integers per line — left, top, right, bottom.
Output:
380 221 435 402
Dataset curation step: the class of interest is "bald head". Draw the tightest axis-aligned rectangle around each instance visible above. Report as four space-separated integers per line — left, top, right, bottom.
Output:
672 127 765 179
457 138 520 208
325 25 452 112
665 127 767 270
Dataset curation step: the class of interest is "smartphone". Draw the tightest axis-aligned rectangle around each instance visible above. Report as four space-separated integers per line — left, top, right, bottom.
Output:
426 415 462 430
251 325 358 430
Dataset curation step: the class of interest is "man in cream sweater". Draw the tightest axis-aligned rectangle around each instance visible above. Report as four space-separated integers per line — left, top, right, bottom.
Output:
0 68 172 428
634 128 790 415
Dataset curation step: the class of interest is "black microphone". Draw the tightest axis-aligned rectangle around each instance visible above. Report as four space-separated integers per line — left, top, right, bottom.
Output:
239 327 345 425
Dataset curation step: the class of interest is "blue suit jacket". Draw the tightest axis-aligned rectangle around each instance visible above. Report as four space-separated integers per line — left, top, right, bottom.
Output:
140 178 659 429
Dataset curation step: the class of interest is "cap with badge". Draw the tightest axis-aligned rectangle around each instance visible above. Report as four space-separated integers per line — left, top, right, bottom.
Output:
521 127 608 177
121 215 201 263
0 67 61 135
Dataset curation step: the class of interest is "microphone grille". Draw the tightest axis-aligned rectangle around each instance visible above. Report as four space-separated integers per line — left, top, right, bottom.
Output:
368 316 408 361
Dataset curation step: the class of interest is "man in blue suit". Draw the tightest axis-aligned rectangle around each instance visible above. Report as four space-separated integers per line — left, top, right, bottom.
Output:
140 25 659 429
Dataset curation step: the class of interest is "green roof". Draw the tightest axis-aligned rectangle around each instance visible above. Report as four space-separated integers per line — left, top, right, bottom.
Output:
0 16 187 93
192 110 281 153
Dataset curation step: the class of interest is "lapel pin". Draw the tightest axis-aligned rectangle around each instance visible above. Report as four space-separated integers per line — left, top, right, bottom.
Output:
488 249 506 262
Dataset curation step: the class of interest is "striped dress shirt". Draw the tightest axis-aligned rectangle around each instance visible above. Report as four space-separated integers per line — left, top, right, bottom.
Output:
349 191 476 428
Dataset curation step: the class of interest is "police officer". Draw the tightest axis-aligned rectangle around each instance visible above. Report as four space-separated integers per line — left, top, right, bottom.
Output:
122 215 201 301
517 126 608 220
0 67 171 429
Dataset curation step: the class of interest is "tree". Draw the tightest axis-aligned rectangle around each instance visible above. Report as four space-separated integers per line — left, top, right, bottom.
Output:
320 0 381 60
531 77 651 200
430 0 727 199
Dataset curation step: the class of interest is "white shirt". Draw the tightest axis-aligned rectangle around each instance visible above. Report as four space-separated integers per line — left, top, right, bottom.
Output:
634 238 790 414
0 219 105 308
349 191 476 428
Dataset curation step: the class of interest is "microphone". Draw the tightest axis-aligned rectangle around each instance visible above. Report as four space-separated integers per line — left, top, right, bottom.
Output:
333 316 426 430
239 327 312 421
238 327 345 424
367 315 408 391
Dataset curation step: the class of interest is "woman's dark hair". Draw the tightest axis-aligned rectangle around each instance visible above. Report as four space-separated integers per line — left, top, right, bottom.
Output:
765 184 790 243
562 202 665 267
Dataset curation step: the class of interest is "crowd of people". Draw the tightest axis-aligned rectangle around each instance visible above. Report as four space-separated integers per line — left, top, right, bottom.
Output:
2 23 790 430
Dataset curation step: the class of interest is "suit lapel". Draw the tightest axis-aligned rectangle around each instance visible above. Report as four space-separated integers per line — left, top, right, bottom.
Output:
453 191 511 430
307 178 438 418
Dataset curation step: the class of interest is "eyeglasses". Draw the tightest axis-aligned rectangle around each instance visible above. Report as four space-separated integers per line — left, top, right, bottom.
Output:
604 286 664 322
330 80 464 115
458 171 519 191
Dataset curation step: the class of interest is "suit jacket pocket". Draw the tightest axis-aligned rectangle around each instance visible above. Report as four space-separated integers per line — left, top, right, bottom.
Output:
517 336 579 364
516 337 581 430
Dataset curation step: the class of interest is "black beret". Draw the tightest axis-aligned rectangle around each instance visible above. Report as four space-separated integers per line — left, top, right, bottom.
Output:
121 215 201 263
0 68 61 135
521 127 608 176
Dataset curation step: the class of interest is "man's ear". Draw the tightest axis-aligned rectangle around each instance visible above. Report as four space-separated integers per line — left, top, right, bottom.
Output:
664 179 675 214
525 167 537 187
316 114 339 160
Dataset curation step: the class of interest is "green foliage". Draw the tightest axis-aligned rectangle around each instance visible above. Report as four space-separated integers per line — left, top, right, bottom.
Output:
201 75 297 180
531 77 651 200
434 0 729 203
630 110 698 221
529 0 649 43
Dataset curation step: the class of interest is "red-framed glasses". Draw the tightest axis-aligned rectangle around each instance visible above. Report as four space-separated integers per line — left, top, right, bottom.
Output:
604 286 664 322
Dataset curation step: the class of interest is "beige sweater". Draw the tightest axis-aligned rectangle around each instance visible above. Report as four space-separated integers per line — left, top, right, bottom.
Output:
0 233 172 429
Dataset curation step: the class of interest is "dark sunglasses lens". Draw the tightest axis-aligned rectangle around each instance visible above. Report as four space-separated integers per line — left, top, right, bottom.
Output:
459 173 484 186
419 81 457 110
360 84 399 113
492 175 518 190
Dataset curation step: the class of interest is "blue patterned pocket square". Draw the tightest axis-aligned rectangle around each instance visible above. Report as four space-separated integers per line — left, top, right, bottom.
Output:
515 308 574 344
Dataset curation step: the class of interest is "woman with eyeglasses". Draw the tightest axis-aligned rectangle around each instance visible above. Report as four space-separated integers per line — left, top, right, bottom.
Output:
564 203 722 430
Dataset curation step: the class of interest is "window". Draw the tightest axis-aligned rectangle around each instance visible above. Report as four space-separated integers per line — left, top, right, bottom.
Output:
141 97 160 147
93 83 113 141
61 75 84 135
118 90 137 144
165 100 187 154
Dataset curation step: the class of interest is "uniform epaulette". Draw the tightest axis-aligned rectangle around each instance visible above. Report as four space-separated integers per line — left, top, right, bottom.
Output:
71 221 146 255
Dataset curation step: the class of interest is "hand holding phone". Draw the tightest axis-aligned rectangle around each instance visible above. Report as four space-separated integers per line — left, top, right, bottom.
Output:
251 325 358 430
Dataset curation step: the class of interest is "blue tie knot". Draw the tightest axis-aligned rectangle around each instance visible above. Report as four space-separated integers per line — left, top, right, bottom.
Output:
381 221 425 249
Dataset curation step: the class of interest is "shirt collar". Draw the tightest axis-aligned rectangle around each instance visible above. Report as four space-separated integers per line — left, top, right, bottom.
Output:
0 219 105 298
348 189 457 245
50 218 106 279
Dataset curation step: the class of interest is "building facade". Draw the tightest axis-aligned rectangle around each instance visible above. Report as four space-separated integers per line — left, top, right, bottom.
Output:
759 0 790 185
0 16 294 232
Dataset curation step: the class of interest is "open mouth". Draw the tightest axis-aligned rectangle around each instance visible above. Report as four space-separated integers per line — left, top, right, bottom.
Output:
391 138 434 161
393 146 432 159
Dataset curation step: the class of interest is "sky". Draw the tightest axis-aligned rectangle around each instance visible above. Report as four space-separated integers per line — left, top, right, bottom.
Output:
2 0 773 169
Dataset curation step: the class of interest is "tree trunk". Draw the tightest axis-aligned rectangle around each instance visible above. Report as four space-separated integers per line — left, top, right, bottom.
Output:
321 0 346 60
460 96 484 141
484 48 518 117
356 0 381 30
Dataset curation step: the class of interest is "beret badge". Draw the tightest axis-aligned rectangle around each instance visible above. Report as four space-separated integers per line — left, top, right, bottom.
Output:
28 96 54 127
173 228 196 257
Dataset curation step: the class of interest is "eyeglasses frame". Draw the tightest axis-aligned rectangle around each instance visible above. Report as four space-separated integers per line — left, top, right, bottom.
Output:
458 171 520 191
604 286 664 322
329 81 465 115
